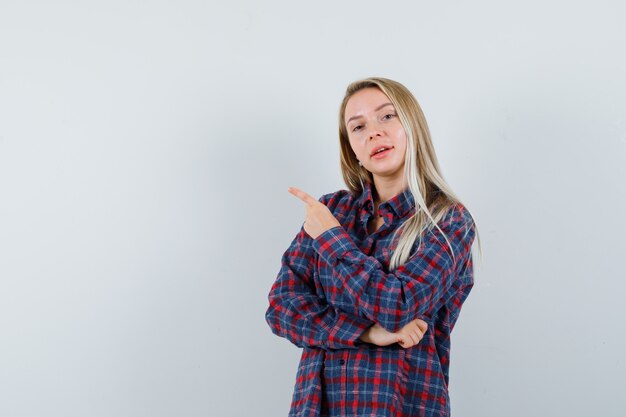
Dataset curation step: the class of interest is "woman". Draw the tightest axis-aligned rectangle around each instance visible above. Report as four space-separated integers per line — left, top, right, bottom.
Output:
265 77 482 417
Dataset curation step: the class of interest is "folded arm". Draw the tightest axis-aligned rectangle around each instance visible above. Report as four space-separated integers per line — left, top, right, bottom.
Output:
311 204 476 333
265 226 375 350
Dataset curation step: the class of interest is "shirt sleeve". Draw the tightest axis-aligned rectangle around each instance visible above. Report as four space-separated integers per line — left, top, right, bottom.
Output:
265 225 375 350
311 204 476 333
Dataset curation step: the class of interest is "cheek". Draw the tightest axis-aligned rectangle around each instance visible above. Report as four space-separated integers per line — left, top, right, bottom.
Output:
397 129 408 149
395 136 408 160
348 137 365 156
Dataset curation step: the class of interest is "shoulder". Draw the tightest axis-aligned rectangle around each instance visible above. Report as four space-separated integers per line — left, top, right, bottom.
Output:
318 189 355 215
424 201 476 264
444 201 474 226
435 201 476 245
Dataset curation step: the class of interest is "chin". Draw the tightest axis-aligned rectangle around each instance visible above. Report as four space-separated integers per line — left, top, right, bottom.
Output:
370 165 405 178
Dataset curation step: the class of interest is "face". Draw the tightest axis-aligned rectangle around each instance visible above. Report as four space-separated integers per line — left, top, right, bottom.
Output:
344 88 408 184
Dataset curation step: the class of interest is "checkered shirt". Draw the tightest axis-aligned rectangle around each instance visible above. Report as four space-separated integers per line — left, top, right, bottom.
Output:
265 180 476 416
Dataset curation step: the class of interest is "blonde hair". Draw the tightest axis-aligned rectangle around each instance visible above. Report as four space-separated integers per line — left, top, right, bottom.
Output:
338 77 483 269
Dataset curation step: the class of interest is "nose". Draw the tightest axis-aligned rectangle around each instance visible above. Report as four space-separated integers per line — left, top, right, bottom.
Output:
367 122 383 140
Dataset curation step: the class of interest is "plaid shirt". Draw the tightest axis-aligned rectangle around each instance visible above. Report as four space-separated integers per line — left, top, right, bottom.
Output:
265 180 476 417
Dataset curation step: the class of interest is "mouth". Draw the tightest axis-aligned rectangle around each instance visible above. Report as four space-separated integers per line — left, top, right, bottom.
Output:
370 145 394 159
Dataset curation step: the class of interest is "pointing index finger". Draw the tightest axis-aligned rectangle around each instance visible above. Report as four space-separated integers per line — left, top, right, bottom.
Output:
288 187 318 206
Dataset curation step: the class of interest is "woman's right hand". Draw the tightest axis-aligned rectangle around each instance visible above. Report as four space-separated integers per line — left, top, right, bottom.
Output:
360 319 428 349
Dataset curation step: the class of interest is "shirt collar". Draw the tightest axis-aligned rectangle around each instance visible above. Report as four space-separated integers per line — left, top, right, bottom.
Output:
357 180 415 219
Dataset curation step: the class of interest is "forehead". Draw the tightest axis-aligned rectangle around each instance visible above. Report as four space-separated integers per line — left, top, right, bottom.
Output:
344 88 392 120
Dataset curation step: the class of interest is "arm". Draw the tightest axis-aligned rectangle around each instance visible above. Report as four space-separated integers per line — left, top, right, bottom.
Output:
265 225 375 350
311 204 476 333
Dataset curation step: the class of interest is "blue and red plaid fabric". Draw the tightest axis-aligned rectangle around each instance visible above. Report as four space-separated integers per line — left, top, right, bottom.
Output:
265 180 476 417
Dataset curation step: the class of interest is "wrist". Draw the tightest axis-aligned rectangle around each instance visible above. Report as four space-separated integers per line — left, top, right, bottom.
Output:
358 327 372 344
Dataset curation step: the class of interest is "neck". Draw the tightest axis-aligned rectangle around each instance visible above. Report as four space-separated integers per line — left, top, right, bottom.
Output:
372 175 408 206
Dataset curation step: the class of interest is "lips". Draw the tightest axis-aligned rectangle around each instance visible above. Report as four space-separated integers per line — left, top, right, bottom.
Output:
370 145 394 157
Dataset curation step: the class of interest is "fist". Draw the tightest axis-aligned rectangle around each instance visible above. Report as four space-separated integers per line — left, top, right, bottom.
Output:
360 318 429 349
396 318 429 349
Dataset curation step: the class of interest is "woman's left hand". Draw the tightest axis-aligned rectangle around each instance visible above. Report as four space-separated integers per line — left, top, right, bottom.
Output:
288 187 341 239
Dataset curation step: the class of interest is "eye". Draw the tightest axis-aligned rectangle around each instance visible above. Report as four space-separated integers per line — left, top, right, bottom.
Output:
352 125 363 132
383 113 396 120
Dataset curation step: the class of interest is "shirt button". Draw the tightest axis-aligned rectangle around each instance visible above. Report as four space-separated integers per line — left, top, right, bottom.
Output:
339 359 346 365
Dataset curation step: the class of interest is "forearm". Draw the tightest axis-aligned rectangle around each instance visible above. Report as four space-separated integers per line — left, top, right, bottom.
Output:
265 294 374 350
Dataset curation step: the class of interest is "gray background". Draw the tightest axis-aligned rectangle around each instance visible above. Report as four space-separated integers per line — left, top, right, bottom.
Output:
1 1 625 416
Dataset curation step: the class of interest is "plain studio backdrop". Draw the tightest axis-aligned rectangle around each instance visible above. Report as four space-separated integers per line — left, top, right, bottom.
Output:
1 1 624 416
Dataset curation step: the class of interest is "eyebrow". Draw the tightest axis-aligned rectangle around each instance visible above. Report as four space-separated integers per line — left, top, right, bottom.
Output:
346 102 394 125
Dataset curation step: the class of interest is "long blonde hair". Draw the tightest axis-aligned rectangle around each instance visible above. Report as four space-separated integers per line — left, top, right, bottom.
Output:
338 77 482 269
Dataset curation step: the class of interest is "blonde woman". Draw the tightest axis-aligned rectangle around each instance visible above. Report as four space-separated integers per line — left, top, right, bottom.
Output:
265 77 481 417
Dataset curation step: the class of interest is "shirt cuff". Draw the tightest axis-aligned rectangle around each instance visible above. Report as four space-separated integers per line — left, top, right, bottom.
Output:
312 226 358 265
326 313 374 349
